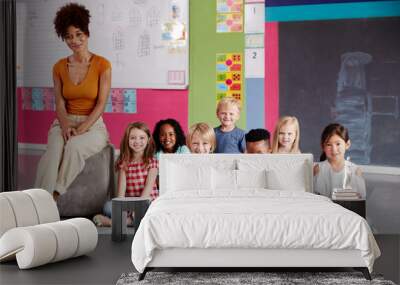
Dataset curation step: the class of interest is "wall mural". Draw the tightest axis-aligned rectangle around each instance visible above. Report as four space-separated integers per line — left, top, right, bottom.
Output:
279 17 400 166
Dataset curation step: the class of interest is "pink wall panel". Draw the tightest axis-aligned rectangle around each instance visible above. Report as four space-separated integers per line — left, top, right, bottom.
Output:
105 89 188 146
17 88 189 147
265 22 279 134
17 88 57 144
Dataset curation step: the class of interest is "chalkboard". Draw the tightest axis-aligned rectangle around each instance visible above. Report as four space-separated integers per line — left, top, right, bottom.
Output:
279 17 400 166
16 0 189 89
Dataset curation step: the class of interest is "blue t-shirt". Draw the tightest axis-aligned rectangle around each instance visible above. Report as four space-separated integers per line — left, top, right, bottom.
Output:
155 145 190 160
214 126 246 153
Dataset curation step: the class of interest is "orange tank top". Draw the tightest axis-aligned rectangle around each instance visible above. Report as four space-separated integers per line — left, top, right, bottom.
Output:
53 54 111 115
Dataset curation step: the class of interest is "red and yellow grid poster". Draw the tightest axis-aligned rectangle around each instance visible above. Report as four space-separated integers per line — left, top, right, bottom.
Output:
216 53 243 104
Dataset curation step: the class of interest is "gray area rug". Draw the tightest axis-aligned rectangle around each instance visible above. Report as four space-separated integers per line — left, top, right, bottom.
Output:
116 271 396 285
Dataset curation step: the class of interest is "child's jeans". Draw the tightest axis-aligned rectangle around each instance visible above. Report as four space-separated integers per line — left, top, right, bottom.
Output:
102 200 133 220
103 200 112 218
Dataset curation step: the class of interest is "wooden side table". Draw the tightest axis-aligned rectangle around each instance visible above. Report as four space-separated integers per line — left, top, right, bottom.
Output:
111 197 151 242
332 199 366 218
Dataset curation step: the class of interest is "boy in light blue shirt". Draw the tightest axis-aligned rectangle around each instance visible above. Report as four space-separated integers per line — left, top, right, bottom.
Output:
214 97 246 153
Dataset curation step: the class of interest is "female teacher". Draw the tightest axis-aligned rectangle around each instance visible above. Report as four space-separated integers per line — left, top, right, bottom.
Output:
35 3 111 200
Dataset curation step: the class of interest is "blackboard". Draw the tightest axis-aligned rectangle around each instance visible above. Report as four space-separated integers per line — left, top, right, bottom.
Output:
279 17 400 166
16 0 189 89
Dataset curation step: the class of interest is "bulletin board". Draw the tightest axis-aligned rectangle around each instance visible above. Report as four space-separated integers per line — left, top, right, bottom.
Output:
16 0 189 89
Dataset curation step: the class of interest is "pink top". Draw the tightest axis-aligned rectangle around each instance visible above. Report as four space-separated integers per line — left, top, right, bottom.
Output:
125 158 159 200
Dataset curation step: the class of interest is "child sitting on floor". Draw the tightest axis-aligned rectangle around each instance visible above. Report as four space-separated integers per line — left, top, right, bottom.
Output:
93 122 158 227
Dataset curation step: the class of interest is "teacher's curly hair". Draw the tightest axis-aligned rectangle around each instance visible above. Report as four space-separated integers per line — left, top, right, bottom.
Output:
54 3 91 40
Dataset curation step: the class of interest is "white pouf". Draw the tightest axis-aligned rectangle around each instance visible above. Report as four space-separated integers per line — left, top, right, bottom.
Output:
0 189 98 269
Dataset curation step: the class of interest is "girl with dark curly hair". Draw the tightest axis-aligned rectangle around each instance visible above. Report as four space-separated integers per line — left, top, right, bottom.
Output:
152 118 190 160
35 3 111 200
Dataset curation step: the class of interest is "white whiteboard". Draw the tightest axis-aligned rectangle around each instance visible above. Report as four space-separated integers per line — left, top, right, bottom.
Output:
16 0 189 89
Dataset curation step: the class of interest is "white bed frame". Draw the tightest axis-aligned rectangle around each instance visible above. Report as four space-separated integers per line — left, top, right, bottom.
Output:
148 249 365 268
139 154 371 280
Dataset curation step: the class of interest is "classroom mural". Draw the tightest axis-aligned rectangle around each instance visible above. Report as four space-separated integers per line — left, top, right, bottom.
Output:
17 0 400 167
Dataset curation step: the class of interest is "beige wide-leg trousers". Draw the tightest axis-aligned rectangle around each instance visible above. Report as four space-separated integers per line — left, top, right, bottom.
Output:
34 115 109 195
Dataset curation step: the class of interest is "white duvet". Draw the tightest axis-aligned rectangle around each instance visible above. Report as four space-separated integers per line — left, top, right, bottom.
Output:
131 190 380 273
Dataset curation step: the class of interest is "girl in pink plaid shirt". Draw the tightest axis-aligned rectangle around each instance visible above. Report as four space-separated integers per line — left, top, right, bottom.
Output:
93 122 158 227
115 122 159 199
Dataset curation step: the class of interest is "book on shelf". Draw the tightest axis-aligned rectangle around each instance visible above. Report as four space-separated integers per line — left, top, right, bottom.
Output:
333 192 360 197
332 192 362 200
332 187 361 199
332 196 363 201
333 187 354 193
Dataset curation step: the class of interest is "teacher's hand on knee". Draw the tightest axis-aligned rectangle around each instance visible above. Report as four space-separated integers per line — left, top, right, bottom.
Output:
75 124 89 136
62 127 76 141
71 128 79 136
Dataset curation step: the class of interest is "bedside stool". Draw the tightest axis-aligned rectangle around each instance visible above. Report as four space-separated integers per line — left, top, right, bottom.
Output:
333 199 366 218
112 197 151 242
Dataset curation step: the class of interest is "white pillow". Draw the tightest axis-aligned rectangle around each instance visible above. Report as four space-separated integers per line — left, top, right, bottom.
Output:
266 165 306 191
167 162 212 191
212 168 237 190
237 158 308 192
236 169 268 189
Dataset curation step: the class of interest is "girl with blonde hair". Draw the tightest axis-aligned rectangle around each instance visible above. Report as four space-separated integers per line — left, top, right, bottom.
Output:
271 116 301 154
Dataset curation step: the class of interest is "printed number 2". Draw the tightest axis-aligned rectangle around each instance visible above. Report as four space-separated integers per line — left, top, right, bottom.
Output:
252 51 257 59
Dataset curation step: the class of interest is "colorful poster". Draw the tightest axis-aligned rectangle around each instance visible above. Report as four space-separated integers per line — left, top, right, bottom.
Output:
20 87 55 111
217 0 243 13
21 88 33 110
216 53 243 103
31 88 44 111
216 13 243 33
21 88 137 113
216 0 243 33
160 20 188 55
123 89 137 113
111 89 125 113
43 88 55 111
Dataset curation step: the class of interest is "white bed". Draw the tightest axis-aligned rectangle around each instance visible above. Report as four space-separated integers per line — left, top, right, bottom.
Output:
131 154 380 280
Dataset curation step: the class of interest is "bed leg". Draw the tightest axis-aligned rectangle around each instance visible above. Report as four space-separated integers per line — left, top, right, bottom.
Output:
354 267 371 280
138 268 148 281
